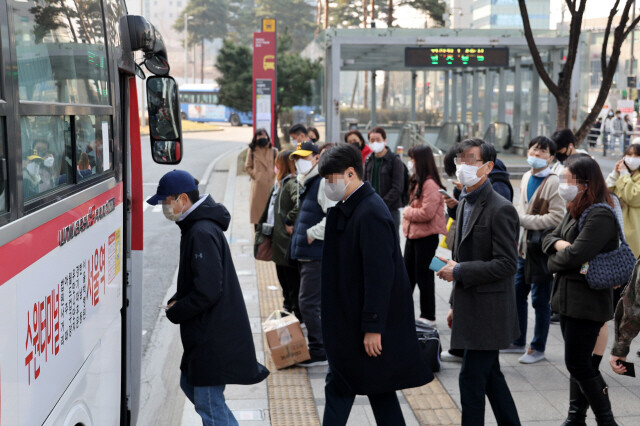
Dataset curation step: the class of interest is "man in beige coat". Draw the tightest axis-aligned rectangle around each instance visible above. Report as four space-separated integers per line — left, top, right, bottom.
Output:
245 129 277 224
502 136 564 364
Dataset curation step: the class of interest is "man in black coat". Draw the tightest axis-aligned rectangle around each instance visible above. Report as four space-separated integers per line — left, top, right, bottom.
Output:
147 170 269 426
436 139 521 425
318 144 433 425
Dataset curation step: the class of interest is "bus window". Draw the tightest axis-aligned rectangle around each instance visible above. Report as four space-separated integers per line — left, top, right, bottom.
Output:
21 116 72 200
212 94 219 105
0 121 6 212
12 0 109 105
76 115 113 177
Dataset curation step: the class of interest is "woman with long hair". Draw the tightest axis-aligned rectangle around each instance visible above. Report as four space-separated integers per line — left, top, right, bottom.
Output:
245 128 277 224
402 145 447 326
543 155 619 425
259 150 302 319
344 129 371 164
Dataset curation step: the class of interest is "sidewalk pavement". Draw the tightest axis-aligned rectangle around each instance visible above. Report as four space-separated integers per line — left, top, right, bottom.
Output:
183 153 640 426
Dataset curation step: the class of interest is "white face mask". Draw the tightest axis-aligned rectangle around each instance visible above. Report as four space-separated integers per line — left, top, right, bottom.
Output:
407 160 415 174
162 199 185 222
324 175 351 202
43 156 54 168
370 142 385 154
558 183 580 202
295 158 313 175
624 156 640 171
26 161 40 179
456 163 484 187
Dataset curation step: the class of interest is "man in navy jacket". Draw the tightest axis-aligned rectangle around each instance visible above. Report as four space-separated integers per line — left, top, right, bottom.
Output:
318 144 433 425
147 170 268 426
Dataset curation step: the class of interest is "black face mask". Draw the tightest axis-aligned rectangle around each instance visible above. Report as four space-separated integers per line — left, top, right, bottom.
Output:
310 137 318 143
349 142 363 151
555 151 568 163
257 138 269 147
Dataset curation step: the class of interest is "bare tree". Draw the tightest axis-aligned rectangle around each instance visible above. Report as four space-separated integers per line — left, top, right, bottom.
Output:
363 0 369 109
519 0 640 144
380 0 394 109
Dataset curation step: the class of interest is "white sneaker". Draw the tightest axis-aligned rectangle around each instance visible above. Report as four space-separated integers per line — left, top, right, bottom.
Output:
440 351 463 363
500 344 526 354
519 349 545 364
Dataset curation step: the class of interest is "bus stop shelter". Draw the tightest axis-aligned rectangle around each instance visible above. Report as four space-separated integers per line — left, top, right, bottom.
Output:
322 28 574 149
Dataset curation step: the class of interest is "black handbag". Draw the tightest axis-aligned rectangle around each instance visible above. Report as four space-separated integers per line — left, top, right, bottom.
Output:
415 320 441 373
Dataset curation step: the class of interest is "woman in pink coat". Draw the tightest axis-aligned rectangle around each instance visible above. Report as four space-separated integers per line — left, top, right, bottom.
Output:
403 145 447 326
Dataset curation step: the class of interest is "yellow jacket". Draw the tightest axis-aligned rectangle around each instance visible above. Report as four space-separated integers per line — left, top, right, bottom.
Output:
607 169 640 257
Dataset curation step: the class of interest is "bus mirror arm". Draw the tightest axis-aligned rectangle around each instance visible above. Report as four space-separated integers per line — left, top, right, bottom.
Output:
123 15 170 76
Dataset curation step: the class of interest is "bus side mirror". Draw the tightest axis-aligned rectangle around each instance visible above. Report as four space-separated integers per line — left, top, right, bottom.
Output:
146 76 182 164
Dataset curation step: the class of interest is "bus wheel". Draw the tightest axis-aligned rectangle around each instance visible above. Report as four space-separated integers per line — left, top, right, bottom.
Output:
181 112 187 120
229 114 241 126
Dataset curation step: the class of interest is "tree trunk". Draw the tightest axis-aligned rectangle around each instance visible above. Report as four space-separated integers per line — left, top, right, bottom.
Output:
363 72 368 109
381 72 390 109
324 0 329 29
556 94 570 130
200 41 205 84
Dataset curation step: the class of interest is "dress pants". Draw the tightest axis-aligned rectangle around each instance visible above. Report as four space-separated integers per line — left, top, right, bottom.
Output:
323 370 405 426
404 234 440 320
275 263 301 320
459 350 520 425
299 260 325 358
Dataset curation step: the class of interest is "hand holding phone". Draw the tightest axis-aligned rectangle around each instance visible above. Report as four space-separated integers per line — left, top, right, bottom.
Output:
429 256 447 272
617 359 636 377
438 189 454 199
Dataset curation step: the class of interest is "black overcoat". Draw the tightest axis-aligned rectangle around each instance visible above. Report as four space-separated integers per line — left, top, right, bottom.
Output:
167 196 269 386
450 182 521 350
321 182 433 395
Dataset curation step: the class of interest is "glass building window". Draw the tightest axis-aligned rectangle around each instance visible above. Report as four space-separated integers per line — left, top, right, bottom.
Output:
12 0 110 105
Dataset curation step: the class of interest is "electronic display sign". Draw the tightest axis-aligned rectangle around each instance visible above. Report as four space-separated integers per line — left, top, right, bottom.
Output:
405 47 509 68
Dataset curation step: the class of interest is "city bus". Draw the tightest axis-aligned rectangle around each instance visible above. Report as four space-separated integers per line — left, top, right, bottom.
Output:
0 2 182 425
179 83 252 126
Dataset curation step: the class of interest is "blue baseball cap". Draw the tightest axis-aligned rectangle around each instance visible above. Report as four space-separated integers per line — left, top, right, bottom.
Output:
147 170 198 205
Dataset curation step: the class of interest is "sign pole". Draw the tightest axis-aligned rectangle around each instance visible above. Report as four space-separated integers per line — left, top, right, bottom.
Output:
252 19 277 145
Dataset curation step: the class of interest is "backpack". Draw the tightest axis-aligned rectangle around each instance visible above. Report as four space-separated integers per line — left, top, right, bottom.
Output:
400 160 411 206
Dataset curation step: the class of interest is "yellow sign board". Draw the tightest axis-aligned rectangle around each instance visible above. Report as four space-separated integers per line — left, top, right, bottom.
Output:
263 19 276 32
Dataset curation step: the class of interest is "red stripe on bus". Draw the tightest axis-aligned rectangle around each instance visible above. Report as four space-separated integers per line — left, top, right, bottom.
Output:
0 184 123 286
129 77 144 251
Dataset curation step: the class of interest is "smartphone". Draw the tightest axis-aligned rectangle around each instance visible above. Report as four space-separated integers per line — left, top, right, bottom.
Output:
429 256 447 272
616 360 636 377
438 189 454 199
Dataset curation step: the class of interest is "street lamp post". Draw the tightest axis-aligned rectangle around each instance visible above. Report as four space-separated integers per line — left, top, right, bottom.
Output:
184 14 194 83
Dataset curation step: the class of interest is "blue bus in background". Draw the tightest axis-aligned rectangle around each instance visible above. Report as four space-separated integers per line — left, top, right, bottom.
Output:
179 84 252 126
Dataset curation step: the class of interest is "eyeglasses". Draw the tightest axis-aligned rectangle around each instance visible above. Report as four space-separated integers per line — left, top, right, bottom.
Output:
454 157 483 165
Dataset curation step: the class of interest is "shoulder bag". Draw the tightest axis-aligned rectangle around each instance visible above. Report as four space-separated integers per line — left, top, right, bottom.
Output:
578 203 637 290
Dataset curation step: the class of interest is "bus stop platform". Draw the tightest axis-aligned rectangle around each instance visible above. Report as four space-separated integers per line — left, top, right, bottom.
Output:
176 150 640 426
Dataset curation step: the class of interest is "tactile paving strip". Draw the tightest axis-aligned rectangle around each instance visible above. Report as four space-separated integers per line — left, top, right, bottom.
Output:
403 379 462 425
255 260 321 426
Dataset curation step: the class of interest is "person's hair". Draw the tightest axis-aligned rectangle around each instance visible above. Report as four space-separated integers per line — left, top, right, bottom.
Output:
307 126 320 141
528 136 557 156
457 138 497 163
289 123 308 136
625 143 640 157
276 150 296 183
408 145 445 200
564 154 613 218
78 152 90 170
318 144 363 179
172 178 200 204
551 128 575 151
344 129 366 149
367 126 387 140
319 142 335 155
616 110 621 114
625 114 631 121
249 128 270 151
443 144 459 177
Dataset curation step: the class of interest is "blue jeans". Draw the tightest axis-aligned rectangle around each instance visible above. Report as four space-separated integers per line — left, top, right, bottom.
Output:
180 373 238 426
513 257 552 352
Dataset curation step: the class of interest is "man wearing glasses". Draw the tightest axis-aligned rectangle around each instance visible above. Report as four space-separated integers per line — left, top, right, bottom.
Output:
436 138 521 425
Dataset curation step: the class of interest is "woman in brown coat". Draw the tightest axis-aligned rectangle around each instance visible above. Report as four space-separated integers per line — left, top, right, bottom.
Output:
245 129 277 224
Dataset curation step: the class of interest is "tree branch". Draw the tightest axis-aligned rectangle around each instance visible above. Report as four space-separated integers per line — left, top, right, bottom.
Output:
602 0 621 76
518 0 560 96
564 0 575 15
624 13 640 39
560 0 586 91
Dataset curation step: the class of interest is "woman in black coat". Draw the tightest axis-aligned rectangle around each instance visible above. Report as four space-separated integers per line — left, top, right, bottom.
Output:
542 155 619 426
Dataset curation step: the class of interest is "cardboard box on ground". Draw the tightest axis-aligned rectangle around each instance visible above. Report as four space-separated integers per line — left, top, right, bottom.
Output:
263 310 310 369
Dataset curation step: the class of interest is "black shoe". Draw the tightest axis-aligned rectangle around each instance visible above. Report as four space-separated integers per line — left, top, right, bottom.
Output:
578 374 618 426
550 313 561 324
561 377 588 425
297 356 328 368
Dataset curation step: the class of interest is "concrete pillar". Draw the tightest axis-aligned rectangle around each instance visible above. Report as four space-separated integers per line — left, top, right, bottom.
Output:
484 70 494 130
444 71 450 122
451 72 458 122
461 72 468 125
472 70 480 134
498 67 507 122
513 56 523 149
410 71 417 122
531 71 540 138
326 43 341 143
371 71 377 127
